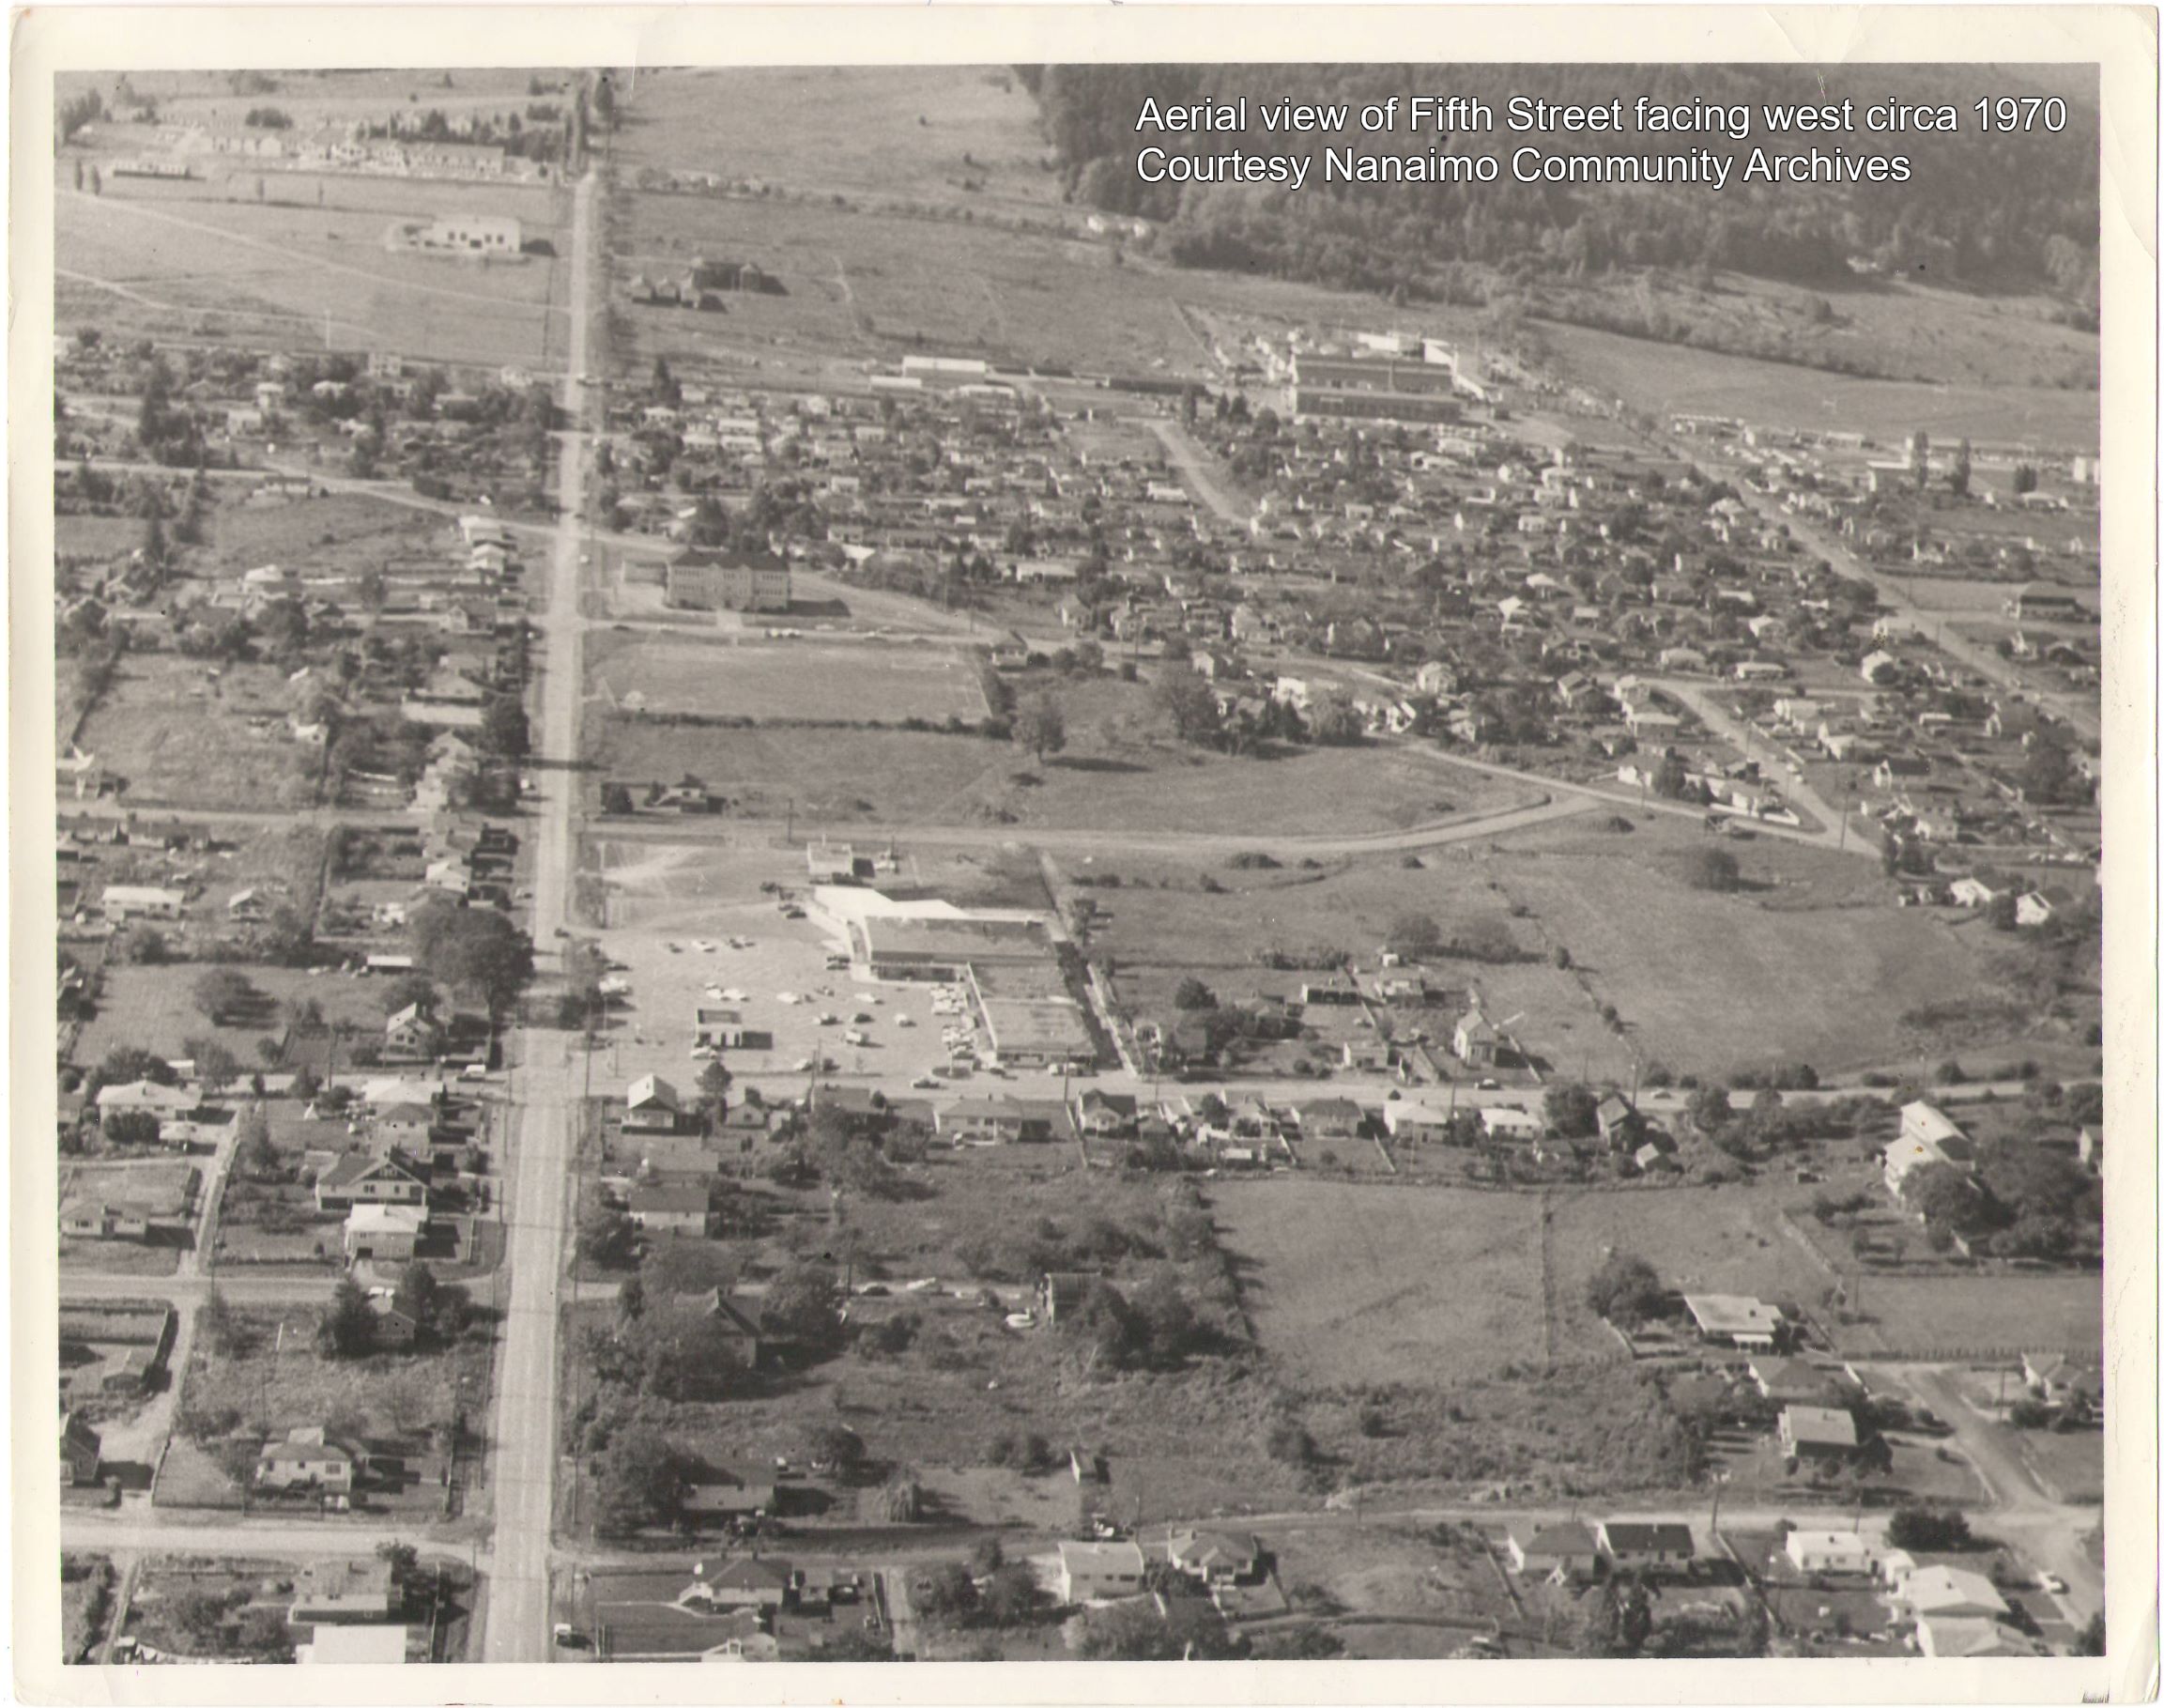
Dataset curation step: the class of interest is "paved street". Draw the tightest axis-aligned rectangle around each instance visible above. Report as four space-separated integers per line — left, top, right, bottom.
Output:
480 162 598 1666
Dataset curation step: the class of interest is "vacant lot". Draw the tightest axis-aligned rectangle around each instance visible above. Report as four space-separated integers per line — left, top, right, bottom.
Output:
1542 285 2098 448
1484 816 2035 1081
70 961 383 1069
1839 1274 2101 1359
1210 1179 1549 1384
588 634 989 724
190 488 449 585
56 166 567 368
72 654 320 812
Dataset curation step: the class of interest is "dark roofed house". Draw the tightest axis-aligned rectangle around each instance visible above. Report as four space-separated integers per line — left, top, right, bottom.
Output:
682 1463 779 1527
61 1412 103 1487
706 1292 766 1366
1297 1099 1367 1142
626 1182 713 1238
1596 1520 1696 1570
680 1555 799 1613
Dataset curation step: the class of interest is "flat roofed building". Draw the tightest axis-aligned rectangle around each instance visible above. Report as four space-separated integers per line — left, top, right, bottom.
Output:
1681 1294 1785 1349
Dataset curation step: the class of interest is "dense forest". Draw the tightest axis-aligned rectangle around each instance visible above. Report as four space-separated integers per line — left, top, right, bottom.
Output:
1019 66 2098 313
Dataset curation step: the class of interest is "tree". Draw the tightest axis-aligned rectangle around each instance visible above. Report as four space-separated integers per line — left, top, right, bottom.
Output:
480 694 529 759
576 1200 637 1269
185 1038 241 1094
761 1262 841 1348
1152 661 1221 746
101 1110 161 1146
1688 1084 1733 1131
2075 1612 2105 1655
1585 1251 1664 1327
1014 691 1067 764
911 1562 979 1623
804 1422 867 1477
1543 1082 1600 1139
875 1472 926 1522
1172 977 1217 1010
979 1562 1041 1625
1683 847 1741 892
696 1056 732 1123
317 1278 377 1359
1986 892 2020 931
1308 689 1363 745
233 1104 280 1178
1886 1506 1971 1550
1902 1161 1995 1237
1385 911 1444 960
593 1421 698 1537
409 901 534 1020
192 968 259 1025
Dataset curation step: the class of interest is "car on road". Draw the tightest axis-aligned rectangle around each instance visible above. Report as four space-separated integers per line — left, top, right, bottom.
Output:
911 1074 941 1088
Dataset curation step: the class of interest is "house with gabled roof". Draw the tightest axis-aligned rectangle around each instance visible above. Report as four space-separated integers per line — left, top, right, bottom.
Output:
315 1147 431 1212
1506 1520 1600 1579
624 1074 687 1133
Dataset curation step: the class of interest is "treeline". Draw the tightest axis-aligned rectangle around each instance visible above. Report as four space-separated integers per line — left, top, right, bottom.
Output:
1020 65 2097 303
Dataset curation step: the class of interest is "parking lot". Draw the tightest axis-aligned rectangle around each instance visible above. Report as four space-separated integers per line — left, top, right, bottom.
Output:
589 839 990 1103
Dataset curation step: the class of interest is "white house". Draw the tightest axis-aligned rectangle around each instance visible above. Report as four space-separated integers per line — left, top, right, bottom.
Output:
101 885 187 922
1055 1539 1147 1605
1784 1530 1876 1576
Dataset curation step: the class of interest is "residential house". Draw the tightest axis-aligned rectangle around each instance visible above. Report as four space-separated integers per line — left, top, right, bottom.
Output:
368 1299 421 1347
627 1183 713 1239
1595 1521 1696 1572
1681 1295 1786 1350
1056 1539 1147 1604
1885 1101 1973 1195
1506 1520 1602 1580
288 1557 397 1625
61 1413 102 1486
1296 1099 1367 1142
936 1098 1069 1146
1748 1357 1849 1409
1785 1530 1876 1576
343 1203 427 1263
2021 1354 2103 1411
384 1004 443 1058
100 885 187 922
256 1425 362 1496
705 1293 765 1367
1778 1404 1861 1463
624 1074 688 1133
1071 1090 1139 1136
1451 1008 1498 1067
1594 1093 1640 1148
683 1464 779 1526
315 1148 430 1212
681 1556 799 1614
1164 1530 1265 1587
1898 1565 2008 1622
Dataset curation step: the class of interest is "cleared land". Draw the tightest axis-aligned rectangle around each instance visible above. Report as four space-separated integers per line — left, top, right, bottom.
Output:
588 634 990 724
55 169 568 369
1542 306 2098 449
1209 1179 1551 1385
72 654 321 811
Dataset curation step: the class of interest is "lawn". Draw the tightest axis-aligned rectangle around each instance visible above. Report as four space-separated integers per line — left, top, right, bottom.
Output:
587 633 990 724
188 489 448 586
69 962 385 1069
1836 1274 2101 1360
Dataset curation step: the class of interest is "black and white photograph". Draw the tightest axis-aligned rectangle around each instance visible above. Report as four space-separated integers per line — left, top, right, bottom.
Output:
11 8 2156 1699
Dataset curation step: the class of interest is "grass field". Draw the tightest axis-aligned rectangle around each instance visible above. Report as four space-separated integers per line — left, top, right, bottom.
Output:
1842 1275 2101 1357
1209 1179 1550 1385
70 962 382 1068
1542 305 2098 449
55 164 569 369
587 633 990 723
1480 815 2039 1081
190 489 449 584
589 705 1537 838
74 654 319 812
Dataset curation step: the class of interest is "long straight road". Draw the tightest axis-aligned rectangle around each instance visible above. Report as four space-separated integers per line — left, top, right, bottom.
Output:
482 162 599 1665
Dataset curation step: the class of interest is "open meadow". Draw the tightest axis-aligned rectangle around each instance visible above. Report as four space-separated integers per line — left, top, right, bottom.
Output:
1542 300 2098 449
55 165 569 369
1476 814 2041 1082
587 632 990 724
